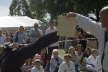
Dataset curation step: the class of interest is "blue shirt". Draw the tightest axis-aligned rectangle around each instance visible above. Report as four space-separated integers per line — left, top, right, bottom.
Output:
13 31 27 44
29 28 42 43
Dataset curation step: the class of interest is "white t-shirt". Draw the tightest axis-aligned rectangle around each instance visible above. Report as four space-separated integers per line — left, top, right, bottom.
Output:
86 55 98 72
31 66 44 72
58 61 75 72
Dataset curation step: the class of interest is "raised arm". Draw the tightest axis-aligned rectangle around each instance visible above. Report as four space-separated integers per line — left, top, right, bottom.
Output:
17 32 59 60
0 32 59 72
67 12 103 39
16 32 59 66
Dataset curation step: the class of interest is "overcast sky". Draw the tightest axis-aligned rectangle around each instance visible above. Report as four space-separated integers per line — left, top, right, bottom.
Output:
0 0 12 16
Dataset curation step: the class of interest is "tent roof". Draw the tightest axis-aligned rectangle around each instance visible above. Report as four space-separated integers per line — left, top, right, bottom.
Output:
0 16 41 28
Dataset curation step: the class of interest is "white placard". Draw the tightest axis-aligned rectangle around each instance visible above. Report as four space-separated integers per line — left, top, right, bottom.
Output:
57 16 79 37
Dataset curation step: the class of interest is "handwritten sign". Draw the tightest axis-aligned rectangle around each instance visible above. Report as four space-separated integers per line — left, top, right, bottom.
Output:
57 16 79 37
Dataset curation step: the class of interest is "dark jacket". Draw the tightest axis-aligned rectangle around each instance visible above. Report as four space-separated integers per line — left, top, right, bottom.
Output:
0 32 59 72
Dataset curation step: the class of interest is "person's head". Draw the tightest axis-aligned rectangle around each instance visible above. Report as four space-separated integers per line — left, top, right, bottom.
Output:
34 23 39 29
33 59 42 68
19 26 25 32
100 6 108 29
68 46 75 54
91 49 97 57
75 44 82 51
34 54 41 60
84 48 91 56
52 49 59 58
64 54 71 63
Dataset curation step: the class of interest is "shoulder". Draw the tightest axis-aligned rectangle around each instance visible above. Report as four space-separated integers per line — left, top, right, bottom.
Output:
87 55 93 61
61 61 66 65
31 67 37 72
30 28 35 31
88 55 93 59
70 61 75 65
50 57 55 61
31 66 36 70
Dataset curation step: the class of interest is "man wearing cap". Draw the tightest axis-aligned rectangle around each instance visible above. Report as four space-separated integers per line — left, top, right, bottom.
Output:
31 59 44 72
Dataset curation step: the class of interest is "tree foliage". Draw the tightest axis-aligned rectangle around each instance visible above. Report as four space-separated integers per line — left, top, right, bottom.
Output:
10 0 108 20
73 0 108 20
44 0 74 19
29 0 46 20
10 0 32 18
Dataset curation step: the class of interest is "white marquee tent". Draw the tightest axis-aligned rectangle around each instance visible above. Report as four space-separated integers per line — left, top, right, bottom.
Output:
0 16 43 32
0 16 42 27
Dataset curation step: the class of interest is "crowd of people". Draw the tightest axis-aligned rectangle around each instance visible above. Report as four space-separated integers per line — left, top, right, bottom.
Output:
0 24 43 45
20 44 98 72
0 5 108 72
0 20 59 72
0 18 99 72
2 6 108 72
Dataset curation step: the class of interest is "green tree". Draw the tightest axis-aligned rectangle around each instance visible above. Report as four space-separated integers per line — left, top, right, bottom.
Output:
44 0 74 19
73 0 108 21
10 0 108 21
29 0 46 20
10 0 32 18
24 0 74 20
29 0 108 20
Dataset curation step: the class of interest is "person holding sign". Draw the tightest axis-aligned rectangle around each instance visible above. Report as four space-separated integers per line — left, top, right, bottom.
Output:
67 6 108 72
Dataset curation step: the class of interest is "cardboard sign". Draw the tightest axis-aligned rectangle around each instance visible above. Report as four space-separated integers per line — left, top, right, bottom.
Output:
87 40 97 49
57 16 79 37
